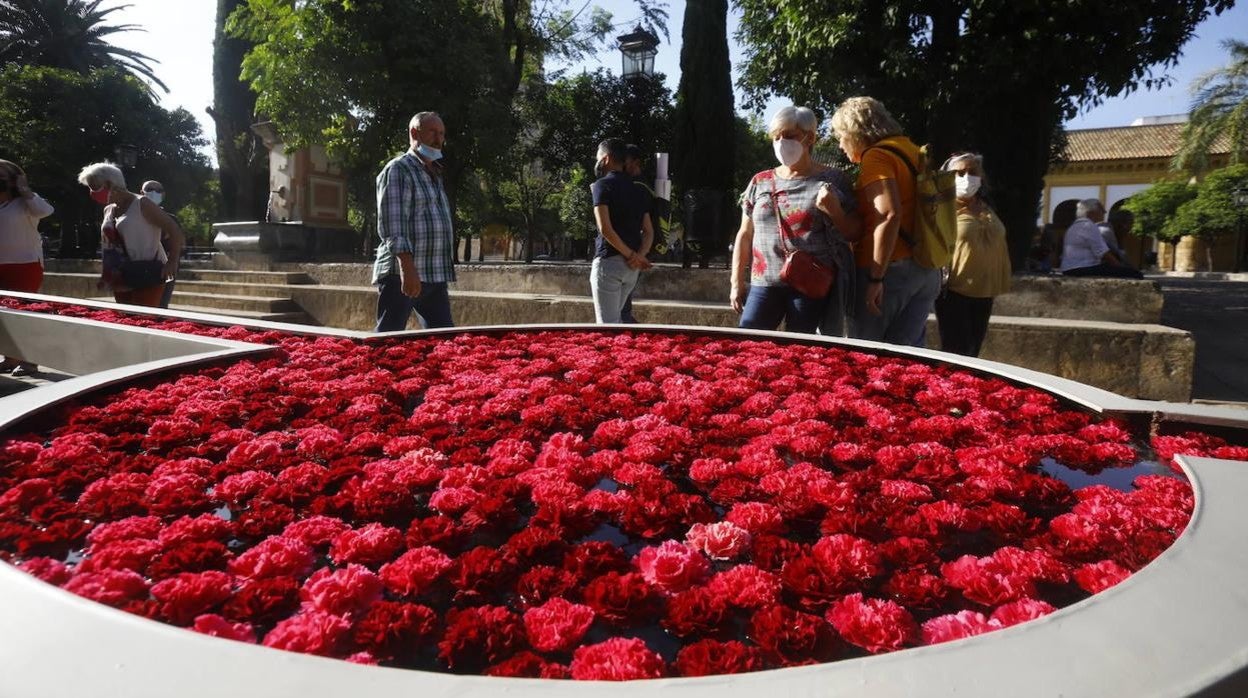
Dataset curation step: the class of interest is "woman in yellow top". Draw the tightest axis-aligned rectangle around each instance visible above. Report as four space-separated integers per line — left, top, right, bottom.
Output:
935 152 1011 357
829 97 941 346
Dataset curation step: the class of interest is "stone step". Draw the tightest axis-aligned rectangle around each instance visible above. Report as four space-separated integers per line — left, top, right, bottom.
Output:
172 280 296 298
176 269 315 285
169 291 301 314
85 297 317 325
166 305 317 325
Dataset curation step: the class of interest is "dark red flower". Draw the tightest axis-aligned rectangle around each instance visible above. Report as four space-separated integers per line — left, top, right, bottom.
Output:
674 639 765 677
570 637 666 681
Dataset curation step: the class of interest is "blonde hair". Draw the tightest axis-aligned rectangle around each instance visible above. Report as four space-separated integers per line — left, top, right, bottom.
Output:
767 106 819 140
829 96 903 150
77 162 126 191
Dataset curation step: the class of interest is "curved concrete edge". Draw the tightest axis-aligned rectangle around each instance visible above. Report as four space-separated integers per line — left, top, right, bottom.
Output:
0 453 1243 698
0 290 377 339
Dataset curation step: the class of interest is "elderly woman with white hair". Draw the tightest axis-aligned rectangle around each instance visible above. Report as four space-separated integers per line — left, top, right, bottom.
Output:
830 96 941 346
934 152 1011 357
730 106 860 334
78 162 183 307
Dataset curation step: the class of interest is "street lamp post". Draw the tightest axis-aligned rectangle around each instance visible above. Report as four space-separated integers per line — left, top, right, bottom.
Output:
1233 186 1248 274
114 144 138 170
617 26 659 82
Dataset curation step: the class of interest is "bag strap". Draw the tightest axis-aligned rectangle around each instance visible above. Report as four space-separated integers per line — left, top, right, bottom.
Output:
862 143 919 248
767 175 830 255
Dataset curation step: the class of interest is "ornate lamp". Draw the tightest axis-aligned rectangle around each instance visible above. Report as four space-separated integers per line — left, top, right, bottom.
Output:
617 25 659 80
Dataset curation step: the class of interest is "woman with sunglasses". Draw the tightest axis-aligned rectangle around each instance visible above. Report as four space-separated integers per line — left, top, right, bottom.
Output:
0 159 54 374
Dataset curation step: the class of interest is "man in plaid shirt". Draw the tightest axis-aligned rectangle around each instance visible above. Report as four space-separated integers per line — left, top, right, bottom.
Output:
371 111 456 331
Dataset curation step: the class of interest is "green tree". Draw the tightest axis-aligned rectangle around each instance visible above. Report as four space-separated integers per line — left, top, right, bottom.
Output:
734 0 1232 266
557 166 594 259
1175 40 1248 172
0 0 167 91
497 155 563 263
0 65 211 256
1123 180 1197 242
671 0 733 193
528 69 675 181
209 0 267 221
229 0 515 243
1167 164 1248 269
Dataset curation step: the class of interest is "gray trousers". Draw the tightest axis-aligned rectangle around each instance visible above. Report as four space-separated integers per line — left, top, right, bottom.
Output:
590 254 639 324
848 258 941 347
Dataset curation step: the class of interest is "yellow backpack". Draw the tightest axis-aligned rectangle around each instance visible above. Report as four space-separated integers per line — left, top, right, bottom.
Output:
868 143 958 269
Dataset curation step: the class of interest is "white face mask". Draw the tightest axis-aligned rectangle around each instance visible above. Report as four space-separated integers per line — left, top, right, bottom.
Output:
416 143 443 161
955 173 982 198
144 191 164 206
773 138 804 168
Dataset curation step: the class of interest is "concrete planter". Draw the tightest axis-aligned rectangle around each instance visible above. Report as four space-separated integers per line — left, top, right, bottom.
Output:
0 292 1245 697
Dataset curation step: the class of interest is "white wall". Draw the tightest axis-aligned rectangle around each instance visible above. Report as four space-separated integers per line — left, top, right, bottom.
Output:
1048 185 1101 222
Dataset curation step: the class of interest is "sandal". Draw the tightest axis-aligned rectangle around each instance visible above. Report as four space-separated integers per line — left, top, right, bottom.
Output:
10 362 38 377
0 358 19 373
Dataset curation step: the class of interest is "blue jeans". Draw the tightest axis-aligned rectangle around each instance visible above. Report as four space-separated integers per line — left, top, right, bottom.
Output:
849 258 941 346
739 284 827 334
590 255 639 323
375 275 453 332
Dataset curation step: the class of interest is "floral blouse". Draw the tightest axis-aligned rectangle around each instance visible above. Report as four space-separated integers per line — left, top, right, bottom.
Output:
741 168 856 287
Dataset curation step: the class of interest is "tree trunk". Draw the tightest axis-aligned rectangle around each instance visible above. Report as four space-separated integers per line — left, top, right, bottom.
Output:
212 0 268 221
672 1 734 255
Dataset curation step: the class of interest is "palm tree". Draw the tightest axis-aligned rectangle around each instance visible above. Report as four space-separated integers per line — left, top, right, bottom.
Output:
0 0 167 91
1174 39 1248 172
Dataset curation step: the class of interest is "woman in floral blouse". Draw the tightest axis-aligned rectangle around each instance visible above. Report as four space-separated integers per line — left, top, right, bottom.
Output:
730 106 861 334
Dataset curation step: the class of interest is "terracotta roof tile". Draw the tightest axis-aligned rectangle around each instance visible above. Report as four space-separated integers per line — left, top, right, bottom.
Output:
1061 123 1232 162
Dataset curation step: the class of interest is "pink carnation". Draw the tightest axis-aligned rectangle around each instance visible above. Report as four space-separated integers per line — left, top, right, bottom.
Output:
920 610 1002 645
636 540 710 594
263 609 353 656
686 521 752 560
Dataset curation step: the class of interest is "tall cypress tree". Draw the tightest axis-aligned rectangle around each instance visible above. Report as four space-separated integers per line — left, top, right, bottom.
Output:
671 0 734 261
209 0 267 222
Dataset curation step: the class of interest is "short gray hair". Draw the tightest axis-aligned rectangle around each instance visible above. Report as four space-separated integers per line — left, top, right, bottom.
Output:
409 111 442 130
767 106 819 140
1076 198 1104 218
77 162 126 191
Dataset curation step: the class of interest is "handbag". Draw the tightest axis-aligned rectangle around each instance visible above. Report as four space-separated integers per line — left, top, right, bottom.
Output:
770 189 835 299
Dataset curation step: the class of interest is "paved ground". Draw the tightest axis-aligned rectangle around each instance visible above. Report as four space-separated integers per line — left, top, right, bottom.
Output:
1156 277 1248 404
0 369 73 399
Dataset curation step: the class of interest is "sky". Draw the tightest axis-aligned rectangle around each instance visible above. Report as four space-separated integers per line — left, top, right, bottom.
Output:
103 0 1248 160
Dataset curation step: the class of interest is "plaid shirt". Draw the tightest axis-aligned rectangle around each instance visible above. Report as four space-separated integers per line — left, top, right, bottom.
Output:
371 150 456 285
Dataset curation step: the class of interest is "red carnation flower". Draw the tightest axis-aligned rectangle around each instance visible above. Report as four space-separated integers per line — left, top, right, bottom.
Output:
708 565 782 609
825 593 918 653
263 609 353 657
63 569 149 608
582 571 660 626
990 598 1056 627
228 535 315 580
191 613 256 643
749 604 839 664
1073 559 1132 594
282 515 352 549
351 601 439 659
662 587 729 638
437 605 524 671
686 521 751 560
329 523 404 567
486 651 570 679
523 597 596 653
151 570 234 625
920 610 1002 645
379 546 454 598
299 564 383 616
674 639 765 677
221 576 301 625
570 637 666 681
811 534 884 591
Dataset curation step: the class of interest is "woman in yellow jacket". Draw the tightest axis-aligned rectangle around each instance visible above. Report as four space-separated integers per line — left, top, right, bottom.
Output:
935 152 1011 357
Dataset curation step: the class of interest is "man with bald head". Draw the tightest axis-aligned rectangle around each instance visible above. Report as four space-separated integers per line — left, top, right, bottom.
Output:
371 111 456 331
